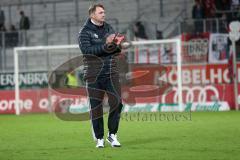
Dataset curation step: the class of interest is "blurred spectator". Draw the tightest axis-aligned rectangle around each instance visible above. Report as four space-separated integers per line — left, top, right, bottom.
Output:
65 69 78 88
221 0 231 15
223 0 232 26
133 21 148 40
215 0 232 18
5 32 19 47
230 0 240 19
156 30 163 39
19 11 30 30
215 0 223 17
231 0 240 10
0 25 6 32
19 11 30 45
202 0 216 18
235 12 240 21
0 25 18 48
0 7 5 30
215 0 232 32
215 0 231 16
192 0 205 33
9 24 17 32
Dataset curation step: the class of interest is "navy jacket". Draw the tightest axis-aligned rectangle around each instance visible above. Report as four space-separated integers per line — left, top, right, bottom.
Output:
78 18 120 80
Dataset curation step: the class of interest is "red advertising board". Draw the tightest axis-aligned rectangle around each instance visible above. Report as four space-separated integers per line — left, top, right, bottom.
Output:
0 89 88 114
181 32 209 63
0 63 239 114
129 63 239 109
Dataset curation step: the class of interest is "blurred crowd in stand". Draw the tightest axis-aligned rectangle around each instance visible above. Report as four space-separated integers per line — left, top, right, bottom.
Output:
0 6 30 47
192 0 240 33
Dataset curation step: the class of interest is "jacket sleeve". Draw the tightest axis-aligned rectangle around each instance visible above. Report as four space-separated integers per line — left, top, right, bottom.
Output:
78 29 107 57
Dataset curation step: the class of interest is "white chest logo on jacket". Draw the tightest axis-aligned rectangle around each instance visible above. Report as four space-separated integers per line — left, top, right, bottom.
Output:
93 34 99 39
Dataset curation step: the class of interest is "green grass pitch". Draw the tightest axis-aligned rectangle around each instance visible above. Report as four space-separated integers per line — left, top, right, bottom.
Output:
0 111 240 160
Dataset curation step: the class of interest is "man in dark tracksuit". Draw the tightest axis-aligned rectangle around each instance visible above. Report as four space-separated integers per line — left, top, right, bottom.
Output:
78 3 123 148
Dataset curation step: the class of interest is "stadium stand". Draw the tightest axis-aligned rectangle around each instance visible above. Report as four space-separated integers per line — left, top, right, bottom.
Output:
0 0 194 72
5 0 239 72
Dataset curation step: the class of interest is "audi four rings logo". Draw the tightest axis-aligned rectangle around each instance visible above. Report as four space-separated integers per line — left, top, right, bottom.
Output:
161 85 219 104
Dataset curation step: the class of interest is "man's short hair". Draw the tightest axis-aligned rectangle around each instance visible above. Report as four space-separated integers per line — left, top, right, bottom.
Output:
88 3 104 15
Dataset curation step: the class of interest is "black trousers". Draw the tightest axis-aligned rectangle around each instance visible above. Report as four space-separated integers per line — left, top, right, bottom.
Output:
87 74 123 139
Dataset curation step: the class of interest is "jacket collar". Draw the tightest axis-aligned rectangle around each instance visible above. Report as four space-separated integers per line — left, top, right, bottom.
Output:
84 18 105 31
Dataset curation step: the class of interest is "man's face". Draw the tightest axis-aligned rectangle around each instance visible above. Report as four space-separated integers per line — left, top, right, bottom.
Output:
91 7 105 23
